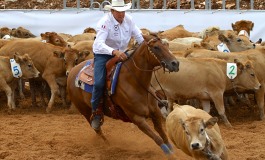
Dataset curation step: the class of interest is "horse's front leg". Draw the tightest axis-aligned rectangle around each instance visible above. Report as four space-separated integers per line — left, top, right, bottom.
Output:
131 115 173 156
150 107 172 146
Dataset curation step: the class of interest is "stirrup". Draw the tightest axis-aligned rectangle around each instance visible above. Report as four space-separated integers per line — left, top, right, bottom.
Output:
90 110 104 126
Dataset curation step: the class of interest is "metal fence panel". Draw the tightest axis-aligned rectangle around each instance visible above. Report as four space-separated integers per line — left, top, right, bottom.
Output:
62 0 261 10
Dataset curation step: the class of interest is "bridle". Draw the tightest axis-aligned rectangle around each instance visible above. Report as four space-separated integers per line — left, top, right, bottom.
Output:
125 38 166 72
121 38 171 107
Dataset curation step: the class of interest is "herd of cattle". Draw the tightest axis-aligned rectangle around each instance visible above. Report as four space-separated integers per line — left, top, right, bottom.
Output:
0 19 265 159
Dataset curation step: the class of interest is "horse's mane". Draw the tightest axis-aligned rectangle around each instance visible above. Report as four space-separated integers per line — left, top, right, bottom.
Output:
126 33 165 61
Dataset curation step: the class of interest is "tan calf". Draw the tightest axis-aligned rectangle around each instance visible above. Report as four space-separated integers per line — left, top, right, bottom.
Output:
67 33 96 43
232 20 254 39
186 47 265 121
10 26 36 38
0 53 39 112
200 26 255 52
0 27 12 38
159 25 193 41
71 40 94 63
152 57 260 127
166 104 228 160
0 39 81 113
40 32 68 47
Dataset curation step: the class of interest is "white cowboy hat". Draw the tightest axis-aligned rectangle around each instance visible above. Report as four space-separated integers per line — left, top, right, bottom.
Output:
104 0 132 12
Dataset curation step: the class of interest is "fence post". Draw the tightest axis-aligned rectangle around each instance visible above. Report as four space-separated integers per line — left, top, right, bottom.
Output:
191 0 194 9
236 0 240 10
163 0 166 9
137 0 140 9
222 0 225 9
77 0 80 9
150 0 153 9
177 0 180 9
63 0 66 9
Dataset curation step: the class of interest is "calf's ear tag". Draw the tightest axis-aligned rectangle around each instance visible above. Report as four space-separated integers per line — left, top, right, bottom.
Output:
227 63 237 79
217 43 230 53
10 59 23 78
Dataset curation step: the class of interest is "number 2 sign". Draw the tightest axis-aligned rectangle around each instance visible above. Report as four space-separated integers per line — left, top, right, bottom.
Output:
227 63 237 79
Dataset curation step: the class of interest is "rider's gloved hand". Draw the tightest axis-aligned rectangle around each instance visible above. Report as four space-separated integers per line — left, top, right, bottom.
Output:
112 50 127 61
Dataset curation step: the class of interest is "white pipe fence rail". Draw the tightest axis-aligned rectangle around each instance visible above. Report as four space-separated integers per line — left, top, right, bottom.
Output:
63 0 259 10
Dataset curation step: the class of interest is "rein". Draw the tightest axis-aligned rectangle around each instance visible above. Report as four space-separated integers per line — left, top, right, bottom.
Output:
131 57 162 72
122 39 169 107
123 61 167 107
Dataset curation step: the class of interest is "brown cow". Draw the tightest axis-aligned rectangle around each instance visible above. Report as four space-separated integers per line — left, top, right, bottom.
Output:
167 32 255 52
57 33 73 42
231 20 262 47
0 39 82 113
83 27 96 34
203 30 255 52
0 52 39 113
40 32 68 47
0 27 12 38
15 32 69 101
186 47 265 121
152 57 260 127
71 40 94 63
158 25 193 41
67 33 96 44
10 26 36 38
166 104 228 160
232 20 254 39
0 39 11 49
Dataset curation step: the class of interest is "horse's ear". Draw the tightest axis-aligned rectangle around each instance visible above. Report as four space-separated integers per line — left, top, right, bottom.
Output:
143 34 148 41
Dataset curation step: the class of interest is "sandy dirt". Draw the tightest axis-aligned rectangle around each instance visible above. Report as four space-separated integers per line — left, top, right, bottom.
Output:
0 89 265 160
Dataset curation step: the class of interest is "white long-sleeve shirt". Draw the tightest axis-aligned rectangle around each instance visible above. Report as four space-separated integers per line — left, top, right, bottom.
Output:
93 12 144 55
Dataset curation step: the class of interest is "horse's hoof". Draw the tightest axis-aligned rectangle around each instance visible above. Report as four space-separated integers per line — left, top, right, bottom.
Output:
161 144 173 155
166 143 174 151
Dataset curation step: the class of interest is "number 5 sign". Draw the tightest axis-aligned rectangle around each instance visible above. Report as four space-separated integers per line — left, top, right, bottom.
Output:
227 63 237 79
10 59 23 78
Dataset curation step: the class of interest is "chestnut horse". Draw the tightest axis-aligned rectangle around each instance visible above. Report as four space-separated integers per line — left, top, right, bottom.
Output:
67 34 179 157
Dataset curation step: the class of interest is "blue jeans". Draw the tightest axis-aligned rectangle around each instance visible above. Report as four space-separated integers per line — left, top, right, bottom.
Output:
91 54 113 112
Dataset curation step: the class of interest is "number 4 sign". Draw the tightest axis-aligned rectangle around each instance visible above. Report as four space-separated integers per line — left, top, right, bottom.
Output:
227 63 237 79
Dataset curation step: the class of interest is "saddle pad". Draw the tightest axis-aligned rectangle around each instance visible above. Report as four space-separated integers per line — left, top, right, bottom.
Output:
75 60 122 94
79 60 94 85
110 62 122 95
75 60 94 93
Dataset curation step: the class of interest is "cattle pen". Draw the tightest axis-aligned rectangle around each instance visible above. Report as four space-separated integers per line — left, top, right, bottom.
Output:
1 0 265 160
1 0 265 42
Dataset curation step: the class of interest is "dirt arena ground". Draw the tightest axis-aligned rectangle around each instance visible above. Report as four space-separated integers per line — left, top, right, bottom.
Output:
0 89 265 160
